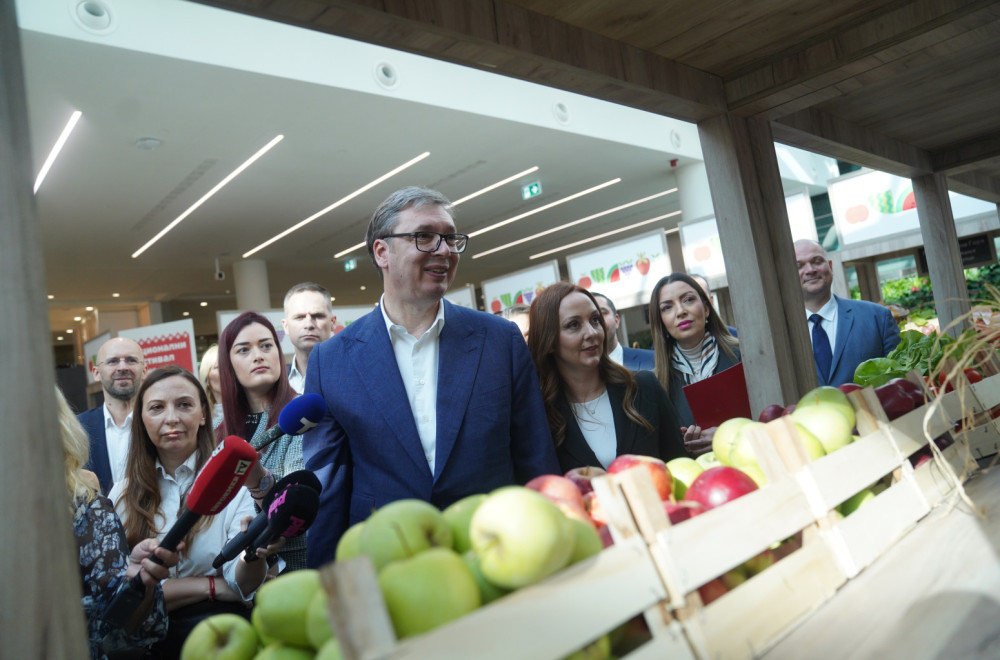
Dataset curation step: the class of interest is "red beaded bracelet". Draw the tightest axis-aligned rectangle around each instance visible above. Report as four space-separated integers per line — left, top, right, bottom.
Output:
208 576 216 602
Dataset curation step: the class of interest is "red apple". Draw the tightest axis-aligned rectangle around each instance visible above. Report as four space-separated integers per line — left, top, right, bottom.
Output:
874 381 915 420
607 454 672 501
662 500 706 525
684 466 758 511
550 498 595 528
836 383 863 395
782 404 796 416
525 474 585 508
563 466 607 496
757 404 786 423
887 377 926 407
597 524 614 548
697 578 729 605
582 491 607 527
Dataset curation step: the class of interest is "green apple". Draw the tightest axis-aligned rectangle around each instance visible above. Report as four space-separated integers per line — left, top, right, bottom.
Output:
739 464 767 487
378 547 481 638
251 569 321 649
720 566 748 590
335 520 365 562
181 613 258 660
727 421 766 468
567 517 603 565
839 488 876 516
792 423 827 461
252 642 314 660
666 457 703 500
315 639 343 660
442 493 487 553
461 550 510 605
306 589 334 650
359 499 453 572
797 385 856 430
792 404 853 454
470 486 574 589
695 451 721 470
712 417 753 466
563 634 612 660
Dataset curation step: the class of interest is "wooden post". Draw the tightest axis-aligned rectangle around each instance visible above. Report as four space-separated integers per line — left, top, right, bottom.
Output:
854 260 882 303
829 251 850 300
0 1 88 656
698 114 817 412
912 173 971 337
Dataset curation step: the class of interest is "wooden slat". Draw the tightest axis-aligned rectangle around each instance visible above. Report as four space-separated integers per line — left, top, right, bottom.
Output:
835 478 930 571
695 539 846 659
659 477 815 593
911 441 974 507
321 556 398 660
806 430 903 510
965 421 1000 459
971 373 1000 409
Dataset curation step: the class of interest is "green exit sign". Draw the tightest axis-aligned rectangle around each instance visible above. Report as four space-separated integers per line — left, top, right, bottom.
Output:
521 181 542 200
344 258 357 272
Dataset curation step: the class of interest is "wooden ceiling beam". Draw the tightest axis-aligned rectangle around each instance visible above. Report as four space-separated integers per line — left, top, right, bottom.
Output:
192 0 727 122
947 171 1000 203
771 108 932 178
932 134 1000 174
725 0 1000 119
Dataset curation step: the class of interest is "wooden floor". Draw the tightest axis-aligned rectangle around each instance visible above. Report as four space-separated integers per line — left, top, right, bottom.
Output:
762 464 1000 660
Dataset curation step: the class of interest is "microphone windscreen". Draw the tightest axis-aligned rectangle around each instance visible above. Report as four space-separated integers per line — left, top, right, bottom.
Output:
251 485 320 550
187 435 258 515
261 469 322 509
277 393 326 435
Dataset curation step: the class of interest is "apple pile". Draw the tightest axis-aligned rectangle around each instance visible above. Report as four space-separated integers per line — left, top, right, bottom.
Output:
181 569 342 660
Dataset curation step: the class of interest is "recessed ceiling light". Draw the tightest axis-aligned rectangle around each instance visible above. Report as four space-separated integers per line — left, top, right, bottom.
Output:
73 316 81 321
85 306 93 311
360 285 367 291
330 296 336 302
47 294 54 300
133 135 284 258
57 336 64 341
473 188 677 259
244 152 431 258
200 301 208 307
182 311 190 317
66 329 74 334
529 210 682 260
34 110 82 194
468 178 621 238
451 167 540 206
112 293 120 298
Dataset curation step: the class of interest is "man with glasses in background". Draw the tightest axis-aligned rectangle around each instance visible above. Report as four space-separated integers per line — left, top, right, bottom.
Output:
303 186 559 567
77 337 146 493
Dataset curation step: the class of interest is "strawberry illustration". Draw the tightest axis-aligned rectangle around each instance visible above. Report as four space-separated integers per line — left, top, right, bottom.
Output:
578 276 592 289
635 253 651 275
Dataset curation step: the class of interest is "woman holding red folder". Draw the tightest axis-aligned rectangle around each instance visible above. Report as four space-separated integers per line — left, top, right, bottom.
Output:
649 273 741 455
527 282 686 472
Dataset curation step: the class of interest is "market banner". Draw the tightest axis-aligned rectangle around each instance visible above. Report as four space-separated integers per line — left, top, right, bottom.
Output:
829 168 996 246
566 229 669 309
119 319 197 374
83 331 113 383
444 284 477 309
481 261 561 313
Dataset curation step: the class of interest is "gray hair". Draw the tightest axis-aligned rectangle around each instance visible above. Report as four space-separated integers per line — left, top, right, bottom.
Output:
501 303 531 319
366 187 455 277
283 282 332 312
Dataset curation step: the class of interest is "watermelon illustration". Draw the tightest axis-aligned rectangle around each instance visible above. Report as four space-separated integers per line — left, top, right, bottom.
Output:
608 264 621 283
869 190 894 214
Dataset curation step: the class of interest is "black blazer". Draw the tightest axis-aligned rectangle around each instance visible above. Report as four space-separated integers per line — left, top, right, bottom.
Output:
77 406 113 494
668 345 742 429
554 370 686 472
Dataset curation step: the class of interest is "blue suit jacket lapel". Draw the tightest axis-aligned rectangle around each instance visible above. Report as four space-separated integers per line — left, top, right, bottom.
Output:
352 309 430 477
434 303 485 482
830 296 854 382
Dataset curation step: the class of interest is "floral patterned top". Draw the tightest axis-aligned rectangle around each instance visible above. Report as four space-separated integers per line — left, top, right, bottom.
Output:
74 493 168 659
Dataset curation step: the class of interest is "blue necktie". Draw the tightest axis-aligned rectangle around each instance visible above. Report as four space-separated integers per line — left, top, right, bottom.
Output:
810 313 832 383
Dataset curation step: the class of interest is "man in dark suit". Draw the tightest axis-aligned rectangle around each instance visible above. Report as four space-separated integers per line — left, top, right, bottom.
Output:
794 240 900 387
303 187 559 567
592 292 655 371
77 337 146 493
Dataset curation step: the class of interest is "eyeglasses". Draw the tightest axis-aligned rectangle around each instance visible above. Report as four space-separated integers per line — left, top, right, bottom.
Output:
383 231 469 254
99 356 143 368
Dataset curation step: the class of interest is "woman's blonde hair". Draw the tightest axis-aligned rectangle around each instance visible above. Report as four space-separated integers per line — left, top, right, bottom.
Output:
198 344 221 410
56 387 97 509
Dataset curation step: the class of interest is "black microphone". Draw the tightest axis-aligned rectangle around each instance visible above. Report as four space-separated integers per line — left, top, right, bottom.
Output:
242 484 319 563
211 470 322 568
254 393 326 452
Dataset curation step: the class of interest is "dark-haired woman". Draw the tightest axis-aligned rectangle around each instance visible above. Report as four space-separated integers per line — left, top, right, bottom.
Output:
109 366 279 657
218 311 307 570
649 273 741 455
527 282 686 472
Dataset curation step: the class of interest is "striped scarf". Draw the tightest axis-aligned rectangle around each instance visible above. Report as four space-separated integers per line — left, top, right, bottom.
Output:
671 332 719 385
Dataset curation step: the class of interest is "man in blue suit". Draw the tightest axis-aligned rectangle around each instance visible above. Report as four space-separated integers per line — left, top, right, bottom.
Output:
592 292 655 371
795 240 900 387
77 337 146 494
303 187 559 567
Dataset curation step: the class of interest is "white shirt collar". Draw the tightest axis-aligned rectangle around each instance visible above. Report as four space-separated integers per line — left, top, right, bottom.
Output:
288 356 305 394
608 342 624 366
380 293 446 340
806 295 839 322
155 451 199 483
102 402 133 429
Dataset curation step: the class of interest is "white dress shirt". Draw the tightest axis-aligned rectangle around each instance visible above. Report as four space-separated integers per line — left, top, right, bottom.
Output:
570 390 616 469
108 452 260 602
607 342 625 367
380 295 445 475
102 404 133 487
288 357 305 394
805 296 839 356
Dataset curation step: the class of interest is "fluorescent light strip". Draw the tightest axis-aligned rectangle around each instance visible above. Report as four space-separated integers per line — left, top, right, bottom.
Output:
34 110 82 194
468 178 621 238
451 167 539 206
529 210 682 259
132 135 284 258
334 241 366 259
244 152 431 258
471 188 677 259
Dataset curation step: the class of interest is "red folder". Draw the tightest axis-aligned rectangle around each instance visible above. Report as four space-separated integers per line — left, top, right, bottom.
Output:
681 363 751 428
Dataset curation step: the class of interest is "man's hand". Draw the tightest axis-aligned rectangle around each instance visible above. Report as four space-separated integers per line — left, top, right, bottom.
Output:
681 425 715 456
